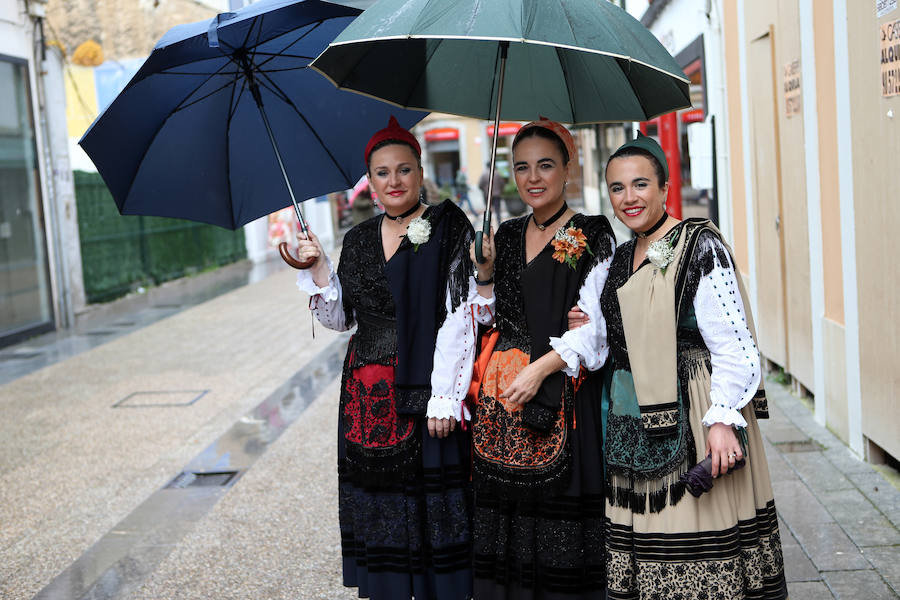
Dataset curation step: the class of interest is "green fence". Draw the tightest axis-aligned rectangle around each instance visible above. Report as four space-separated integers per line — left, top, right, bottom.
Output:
75 171 246 303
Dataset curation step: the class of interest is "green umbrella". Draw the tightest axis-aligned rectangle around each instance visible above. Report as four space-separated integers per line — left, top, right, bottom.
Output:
311 0 691 260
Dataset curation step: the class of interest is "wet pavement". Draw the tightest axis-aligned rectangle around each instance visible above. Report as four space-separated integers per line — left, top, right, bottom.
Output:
1 251 898 599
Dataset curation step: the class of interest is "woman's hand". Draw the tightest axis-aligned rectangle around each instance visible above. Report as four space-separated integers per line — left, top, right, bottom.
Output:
705 423 744 477
296 230 330 286
567 306 590 330
470 227 496 282
500 362 545 406
427 416 457 439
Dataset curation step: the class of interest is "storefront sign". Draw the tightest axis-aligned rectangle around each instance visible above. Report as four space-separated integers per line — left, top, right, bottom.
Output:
878 0 897 18
486 122 521 137
783 60 801 118
882 19 900 97
424 127 459 142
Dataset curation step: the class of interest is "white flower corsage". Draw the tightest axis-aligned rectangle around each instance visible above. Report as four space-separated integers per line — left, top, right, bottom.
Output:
646 238 675 273
405 216 431 251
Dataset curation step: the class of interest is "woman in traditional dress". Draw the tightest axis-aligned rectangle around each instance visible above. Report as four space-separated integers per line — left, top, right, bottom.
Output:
295 116 475 600
570 133 788 599
469 117 616 599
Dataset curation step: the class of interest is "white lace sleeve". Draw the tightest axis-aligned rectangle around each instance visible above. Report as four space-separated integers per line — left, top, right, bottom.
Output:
426 281 481 421
549 238 616 377
295 255 353 332
694 237 760 428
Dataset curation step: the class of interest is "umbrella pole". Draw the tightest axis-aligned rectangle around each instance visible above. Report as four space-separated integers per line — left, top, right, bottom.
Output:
476 41 509 264
249 83 315 269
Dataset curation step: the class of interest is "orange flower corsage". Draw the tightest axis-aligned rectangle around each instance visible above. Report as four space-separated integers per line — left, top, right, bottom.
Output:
551 221 593 269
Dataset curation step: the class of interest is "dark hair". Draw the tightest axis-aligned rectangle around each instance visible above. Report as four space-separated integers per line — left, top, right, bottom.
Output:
366 139 422 170
606 147 666 187
512 126 569 165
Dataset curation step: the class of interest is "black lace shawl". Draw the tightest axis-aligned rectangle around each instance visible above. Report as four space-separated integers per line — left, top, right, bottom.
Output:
493 213 615 431
601 219 739 511
336 200 474 412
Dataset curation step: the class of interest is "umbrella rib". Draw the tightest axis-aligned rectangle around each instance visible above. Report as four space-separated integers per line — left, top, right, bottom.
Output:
617 57 651 119
254 66 353 187
554 47 578 122
250 20 325 71
171 79 238 114
402 37 444 109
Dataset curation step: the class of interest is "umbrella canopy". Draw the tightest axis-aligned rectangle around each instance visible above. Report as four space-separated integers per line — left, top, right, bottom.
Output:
79 0 425 231
310 0 692 124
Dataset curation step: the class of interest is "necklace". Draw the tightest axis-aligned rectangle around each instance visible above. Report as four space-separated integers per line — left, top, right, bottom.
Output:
533 202 568 231
636 211 669 238
384 202 421 224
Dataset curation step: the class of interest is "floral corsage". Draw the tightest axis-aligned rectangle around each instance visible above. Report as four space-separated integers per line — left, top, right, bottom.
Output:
551 221 593 269
405 216 431 252
646 238 675 273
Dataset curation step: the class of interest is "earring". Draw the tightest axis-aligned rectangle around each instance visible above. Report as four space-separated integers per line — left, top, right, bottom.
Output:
419 188 426 204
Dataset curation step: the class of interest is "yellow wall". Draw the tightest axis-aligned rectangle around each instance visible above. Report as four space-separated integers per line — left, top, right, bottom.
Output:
847 6 900 460
64 65 98 139
723 1 749 275
740 0 813 389
813 4 844 324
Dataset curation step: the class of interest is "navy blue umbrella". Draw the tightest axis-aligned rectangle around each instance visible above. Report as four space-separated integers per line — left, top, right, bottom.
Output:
79 0 424 266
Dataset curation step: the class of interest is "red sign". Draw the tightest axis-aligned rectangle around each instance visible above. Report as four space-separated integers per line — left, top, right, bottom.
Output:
424 127 459 141
680 108 705 124
486 122 522 137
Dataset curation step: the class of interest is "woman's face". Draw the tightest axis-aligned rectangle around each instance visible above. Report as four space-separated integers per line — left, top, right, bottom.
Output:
512 136 569 211
367 143 423 213
606 155 669 234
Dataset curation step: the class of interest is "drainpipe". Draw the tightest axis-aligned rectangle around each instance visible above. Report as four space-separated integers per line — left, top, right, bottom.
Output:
28 0 74 328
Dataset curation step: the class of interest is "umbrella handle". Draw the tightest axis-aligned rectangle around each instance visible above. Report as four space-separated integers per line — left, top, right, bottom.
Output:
278 242 316 269
474 232 484 264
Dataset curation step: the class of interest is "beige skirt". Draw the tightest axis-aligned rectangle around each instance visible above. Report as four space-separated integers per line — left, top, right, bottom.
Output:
605 356 788 600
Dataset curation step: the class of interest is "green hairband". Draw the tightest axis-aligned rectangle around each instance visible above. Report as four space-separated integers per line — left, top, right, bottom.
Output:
613 132 669 182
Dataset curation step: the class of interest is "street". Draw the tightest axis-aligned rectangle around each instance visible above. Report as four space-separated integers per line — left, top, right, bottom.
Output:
1 258 898 600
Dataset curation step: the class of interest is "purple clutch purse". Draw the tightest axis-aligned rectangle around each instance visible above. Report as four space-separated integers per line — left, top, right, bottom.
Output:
680 454 746 497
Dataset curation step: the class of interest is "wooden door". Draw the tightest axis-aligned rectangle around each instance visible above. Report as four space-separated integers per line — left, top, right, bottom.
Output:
747 30 789 368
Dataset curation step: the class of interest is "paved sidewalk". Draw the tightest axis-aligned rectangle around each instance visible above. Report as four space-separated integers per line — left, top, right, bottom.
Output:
1 256 898 599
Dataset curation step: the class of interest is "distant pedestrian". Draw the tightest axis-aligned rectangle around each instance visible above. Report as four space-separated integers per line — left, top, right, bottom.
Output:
455 168 474 214
294 116 475 600
478 161 504 220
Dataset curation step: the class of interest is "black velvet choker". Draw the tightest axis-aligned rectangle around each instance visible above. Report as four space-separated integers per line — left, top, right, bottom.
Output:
384 202 421 224
636 211 669 238
533 202 568 231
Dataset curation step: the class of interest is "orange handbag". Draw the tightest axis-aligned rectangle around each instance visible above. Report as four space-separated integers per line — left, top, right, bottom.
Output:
465 326 499 408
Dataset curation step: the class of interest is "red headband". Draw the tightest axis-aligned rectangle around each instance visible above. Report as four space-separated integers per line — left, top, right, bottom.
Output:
514 116 577 164
364 116 422 165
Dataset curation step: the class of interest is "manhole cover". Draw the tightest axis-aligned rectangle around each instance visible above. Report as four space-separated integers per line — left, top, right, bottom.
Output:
773 439 822 453
113 390 209 408
165 471 240 488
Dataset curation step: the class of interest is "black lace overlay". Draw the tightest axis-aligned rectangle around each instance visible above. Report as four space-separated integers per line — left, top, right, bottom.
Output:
600 220 726 375
493 213 615 356
338 217 398 369
337 201 474 373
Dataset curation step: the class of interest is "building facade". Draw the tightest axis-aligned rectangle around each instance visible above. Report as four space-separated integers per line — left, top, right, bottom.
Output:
0 0 64 344
719 0 898 463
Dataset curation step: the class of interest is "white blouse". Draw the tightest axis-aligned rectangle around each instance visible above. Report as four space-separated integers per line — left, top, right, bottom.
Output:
556 235 760 428
297 258 480 422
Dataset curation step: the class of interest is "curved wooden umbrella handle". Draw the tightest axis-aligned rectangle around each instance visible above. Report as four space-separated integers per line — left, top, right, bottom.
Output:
278 241 316 269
